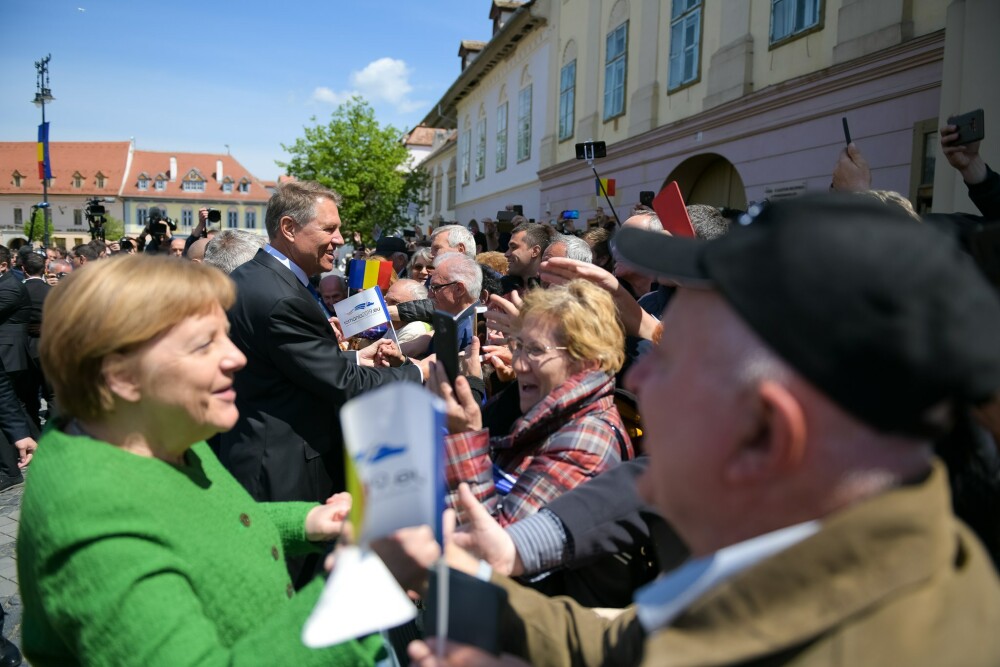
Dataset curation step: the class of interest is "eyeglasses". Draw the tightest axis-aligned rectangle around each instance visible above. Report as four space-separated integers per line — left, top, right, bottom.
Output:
428 280 458 293
411 264 428 271
507 337 568 362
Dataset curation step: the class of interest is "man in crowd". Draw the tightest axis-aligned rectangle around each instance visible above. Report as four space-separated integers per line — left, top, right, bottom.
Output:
16 248 51 429
413 195 1000 666
504 222 554 288
69 242 101 268
430 225 476 261
613 208 664 299
384 279 431 344
0 245 33 492
44 259 72 285
167 237 186 258
186 237 210 262
219 180 421 586
318 274 348 311
429 254 482 318
541 233 592 264
203 229 266 274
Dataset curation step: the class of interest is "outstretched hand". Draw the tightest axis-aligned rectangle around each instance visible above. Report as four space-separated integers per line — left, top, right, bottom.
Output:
429 360 483 433
305 491 352 542
940 124 987 185
831 142 871 192
451 483 523 577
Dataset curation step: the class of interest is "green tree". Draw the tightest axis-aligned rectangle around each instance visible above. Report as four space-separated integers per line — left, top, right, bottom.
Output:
278 97 430 245
99 215 125 242
23 207 54 243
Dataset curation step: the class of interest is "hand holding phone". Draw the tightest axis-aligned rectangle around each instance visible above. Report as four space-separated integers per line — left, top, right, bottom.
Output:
946 109 985 146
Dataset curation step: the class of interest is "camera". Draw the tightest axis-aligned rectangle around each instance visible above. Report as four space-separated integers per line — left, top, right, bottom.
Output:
575 141 607 160
639 191 655 208
85 197 107 241
147 207 176 238
207 208 221 223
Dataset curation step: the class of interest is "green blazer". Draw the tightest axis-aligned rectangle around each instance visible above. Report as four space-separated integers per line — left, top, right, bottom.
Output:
17 427 383 666
494 462 1000 666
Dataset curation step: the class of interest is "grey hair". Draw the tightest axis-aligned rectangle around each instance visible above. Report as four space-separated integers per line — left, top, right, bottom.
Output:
431 224 476 259
557 234 593 263
434 253 482 301
204 229 267 274
264 181 342 240
628 211 663 232
408 281 429 300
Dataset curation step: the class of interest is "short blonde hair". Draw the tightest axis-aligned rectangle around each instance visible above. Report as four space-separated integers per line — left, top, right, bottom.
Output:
476 251 508 275
41 255 236 421
516 279 625 374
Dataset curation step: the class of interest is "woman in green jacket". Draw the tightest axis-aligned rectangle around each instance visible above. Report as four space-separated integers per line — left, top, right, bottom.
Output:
18 255 384 666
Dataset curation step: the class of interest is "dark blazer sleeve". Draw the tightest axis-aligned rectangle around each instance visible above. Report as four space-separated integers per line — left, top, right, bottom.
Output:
545 457 687 571
396 298 435 324
0 356 31 443
969 164 1000 221
265 293 420 398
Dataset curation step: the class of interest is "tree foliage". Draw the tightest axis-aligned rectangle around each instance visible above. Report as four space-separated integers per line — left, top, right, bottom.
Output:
278 97 430 245
23 208 54 243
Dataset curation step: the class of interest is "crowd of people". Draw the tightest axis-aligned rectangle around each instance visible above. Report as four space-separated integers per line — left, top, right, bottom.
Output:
0 119 997 666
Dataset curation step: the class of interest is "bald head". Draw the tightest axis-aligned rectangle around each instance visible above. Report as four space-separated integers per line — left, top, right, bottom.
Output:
187 237 210 262
319 274 348 310
384 278 427 306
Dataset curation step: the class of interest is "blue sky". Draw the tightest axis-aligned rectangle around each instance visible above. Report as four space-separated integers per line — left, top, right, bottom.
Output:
0 1 490 180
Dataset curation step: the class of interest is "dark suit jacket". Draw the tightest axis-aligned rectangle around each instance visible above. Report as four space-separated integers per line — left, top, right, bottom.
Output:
219 249 422 504
22 277 50 360
0 272 31 374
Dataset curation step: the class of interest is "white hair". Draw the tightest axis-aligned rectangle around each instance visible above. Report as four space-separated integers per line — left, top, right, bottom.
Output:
431 224 476 259
434 253 482 301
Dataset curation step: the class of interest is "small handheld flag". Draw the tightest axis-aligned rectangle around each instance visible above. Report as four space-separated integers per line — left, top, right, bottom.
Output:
347 259 393 293
595 177 616 197
653 181 695 237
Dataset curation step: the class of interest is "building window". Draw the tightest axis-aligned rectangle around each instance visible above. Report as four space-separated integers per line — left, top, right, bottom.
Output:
517 85 532 162
239 180 250 193
496 102 508 172
475 117 487 180
558 61 576 141
448 172 456 209
909 118 938 215
604 22 628 120
770 0 821 45
73 174 83 189
227 210 239 228
461 128 471 185
434 176 442 213
13 209 22 227
183 180 205 192
73 209 83 226
155 179 166 191
245 210 257 228
136 207 148 225
12 173 22 188
223 182 233 193
96 174 106 189
138 177 149 190
669 0 701 90
181 209 193 227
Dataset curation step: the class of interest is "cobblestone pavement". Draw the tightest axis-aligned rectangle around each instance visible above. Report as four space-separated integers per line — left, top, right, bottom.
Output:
0 479 24 657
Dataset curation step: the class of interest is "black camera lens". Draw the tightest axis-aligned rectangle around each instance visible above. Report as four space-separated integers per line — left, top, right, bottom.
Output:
207 209 221 223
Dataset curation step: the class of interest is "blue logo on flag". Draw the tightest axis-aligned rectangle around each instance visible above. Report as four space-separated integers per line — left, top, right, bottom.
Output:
354 443 407 465
351 301 376 312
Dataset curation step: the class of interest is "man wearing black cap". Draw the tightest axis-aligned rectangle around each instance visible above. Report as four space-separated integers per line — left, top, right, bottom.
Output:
413 195 1000 666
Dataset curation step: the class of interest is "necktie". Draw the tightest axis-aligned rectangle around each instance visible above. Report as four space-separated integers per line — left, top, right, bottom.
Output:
305 282 333 318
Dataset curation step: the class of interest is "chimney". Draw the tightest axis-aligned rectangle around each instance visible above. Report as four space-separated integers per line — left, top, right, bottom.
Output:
216 159 224 183
169 156 177 182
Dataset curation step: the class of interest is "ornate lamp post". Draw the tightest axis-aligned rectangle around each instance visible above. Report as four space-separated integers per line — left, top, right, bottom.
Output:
33 54 55 247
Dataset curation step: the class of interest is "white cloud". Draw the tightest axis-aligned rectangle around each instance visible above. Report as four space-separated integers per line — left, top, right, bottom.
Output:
312 58 426 114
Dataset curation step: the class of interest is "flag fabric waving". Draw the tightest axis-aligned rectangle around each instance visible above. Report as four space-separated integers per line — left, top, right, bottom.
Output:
348 259 393 293
37 122 52 180
595 177 616 197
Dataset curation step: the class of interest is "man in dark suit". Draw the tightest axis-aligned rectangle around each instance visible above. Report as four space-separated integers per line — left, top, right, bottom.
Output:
219 181 422 557
0 244 34 490
17 247 52 428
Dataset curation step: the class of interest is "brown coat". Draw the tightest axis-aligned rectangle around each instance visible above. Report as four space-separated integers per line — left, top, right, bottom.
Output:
494 462 1000 666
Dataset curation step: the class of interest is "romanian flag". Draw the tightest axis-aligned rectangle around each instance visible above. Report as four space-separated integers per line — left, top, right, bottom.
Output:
348 259 393 293
37 122 52 180
596 177 616 197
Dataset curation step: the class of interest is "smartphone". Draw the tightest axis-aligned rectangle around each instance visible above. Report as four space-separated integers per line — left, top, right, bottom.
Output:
841 117 852 145
575 140 607 160
639 190 655 208
431 305 477 384
560 209 579 219
424 567 507 655
947 109 985 146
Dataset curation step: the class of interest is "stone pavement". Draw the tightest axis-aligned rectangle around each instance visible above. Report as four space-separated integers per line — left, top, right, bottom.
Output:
0 479 23 657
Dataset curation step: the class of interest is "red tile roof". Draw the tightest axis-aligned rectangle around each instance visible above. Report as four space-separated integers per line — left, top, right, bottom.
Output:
404 126 441 147
0 141 130 196
124 150 269 203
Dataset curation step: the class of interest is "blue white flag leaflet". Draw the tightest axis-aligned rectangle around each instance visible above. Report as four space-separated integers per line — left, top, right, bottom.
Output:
334 285 391 340
302 384 447 648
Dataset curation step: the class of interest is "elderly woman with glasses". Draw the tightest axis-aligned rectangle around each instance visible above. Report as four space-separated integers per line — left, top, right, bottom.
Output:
18 256 383 666
407 246 433 284
432 279 633 526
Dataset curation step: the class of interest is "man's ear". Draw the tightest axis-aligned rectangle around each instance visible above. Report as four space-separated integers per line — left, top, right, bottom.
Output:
102 353 142 404
458 243 468 256
725 380 806 483
278 215 299 243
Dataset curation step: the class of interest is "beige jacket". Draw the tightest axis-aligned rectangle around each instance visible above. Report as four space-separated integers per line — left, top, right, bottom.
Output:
494 462 1000 666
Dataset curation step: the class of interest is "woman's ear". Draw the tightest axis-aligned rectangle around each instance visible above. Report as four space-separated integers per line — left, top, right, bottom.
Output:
725 380 807 484
102 353 142 403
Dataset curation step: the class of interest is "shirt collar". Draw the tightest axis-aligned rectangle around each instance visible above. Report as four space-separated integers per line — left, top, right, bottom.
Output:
265 244 309 287
635 521 820 632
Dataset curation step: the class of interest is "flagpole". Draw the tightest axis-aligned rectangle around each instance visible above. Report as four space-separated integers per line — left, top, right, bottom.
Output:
33 54 54 248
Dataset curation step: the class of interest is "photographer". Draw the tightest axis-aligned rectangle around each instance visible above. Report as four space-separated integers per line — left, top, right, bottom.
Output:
138 206 177 254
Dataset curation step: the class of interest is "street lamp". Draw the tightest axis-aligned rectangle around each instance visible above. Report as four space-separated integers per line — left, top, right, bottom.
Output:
33 54 54 247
